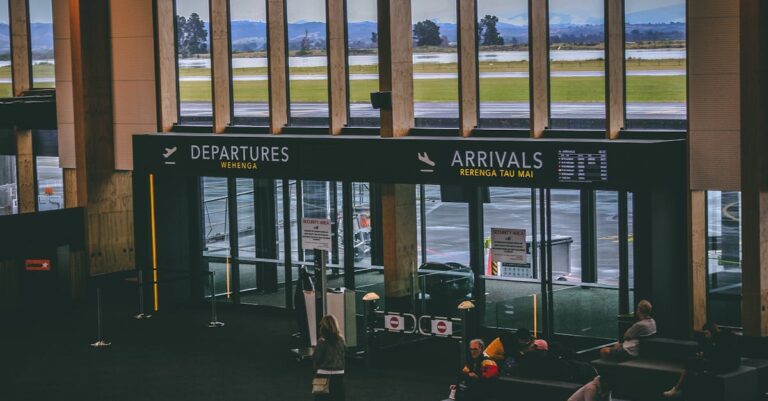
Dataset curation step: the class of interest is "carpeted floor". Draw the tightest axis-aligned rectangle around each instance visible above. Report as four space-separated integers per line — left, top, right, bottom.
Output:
2 300 457 401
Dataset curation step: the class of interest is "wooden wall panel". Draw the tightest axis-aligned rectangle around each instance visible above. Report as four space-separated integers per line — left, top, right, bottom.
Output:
210 0 232 133
688 0 740 190
529 0 549 137
10 0 30 95
740 0 768 337
457 0 477 137
111 0 158 169
378 0 413 137
326 0 349 135
267 0 288 134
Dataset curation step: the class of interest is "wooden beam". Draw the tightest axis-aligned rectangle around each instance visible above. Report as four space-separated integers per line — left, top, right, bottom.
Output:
605 0 624 139
267 0 288 134
10 0 31 94
378 0 413 137
688 190 707 332
529 0 549 138
15 129 35 213
210 0 231 133
457 0 477 137
63 168 78 208
741 0 768 337
156 0 178 131
382 183 417 301
326 0 348 135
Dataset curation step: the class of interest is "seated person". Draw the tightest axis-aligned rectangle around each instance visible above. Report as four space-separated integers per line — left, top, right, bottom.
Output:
450 339 499 400
568 370 614 401
484 328 533 375
601 299 657 359
515 338 556 379
662 322 740 398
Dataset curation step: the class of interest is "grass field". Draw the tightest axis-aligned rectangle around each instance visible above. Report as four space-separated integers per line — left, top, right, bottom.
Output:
193 75 686 103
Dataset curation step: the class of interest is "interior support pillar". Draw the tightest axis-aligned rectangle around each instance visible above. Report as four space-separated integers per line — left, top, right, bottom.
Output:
210 0 232 133
529 0 549 137
70 0 134 275
605 0 625 138
267 0 288 133
381 184 417 312
457 0 477 136
689 190 707 332
326 0 348 134
10 0 35 213
377 0 413 137
740 0 768 337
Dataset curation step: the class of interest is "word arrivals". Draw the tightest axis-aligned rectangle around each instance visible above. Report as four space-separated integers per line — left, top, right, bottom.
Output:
451 150 544 169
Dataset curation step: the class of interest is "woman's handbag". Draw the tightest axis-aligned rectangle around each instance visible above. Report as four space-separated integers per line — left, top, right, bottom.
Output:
312 376 330 394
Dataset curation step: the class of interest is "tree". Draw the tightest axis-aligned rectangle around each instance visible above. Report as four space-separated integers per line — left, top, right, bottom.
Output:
479 14 504 46
371 31 378 45
298 29 311 55
413 19 441 47
176 13 208 57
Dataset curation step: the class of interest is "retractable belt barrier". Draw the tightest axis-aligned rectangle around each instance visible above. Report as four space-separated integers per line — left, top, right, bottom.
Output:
373 311 464 339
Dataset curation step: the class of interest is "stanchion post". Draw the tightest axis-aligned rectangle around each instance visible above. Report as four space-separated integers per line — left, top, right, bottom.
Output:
208 271 225 328
91 287 111 347
362 292 380 368
134 270 152 319
457 301 475 369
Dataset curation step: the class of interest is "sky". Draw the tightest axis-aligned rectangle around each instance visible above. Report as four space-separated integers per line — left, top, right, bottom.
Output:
9 0 685 25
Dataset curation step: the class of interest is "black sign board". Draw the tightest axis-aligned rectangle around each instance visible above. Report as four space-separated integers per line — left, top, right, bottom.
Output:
133 134 684 190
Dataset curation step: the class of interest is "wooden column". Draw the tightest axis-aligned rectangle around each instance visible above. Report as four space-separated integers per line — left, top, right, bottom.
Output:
382 184 417 308
378 0 413 137
605 0 624 139
10 0 30 95
740 0 768 337
10 0 35 213
529 0 549 138
70 0 134 275
156 0 178 131
267 0 288 134
210 0 231 133
457 0 477 137
15 131 35 213
326 0 349 135
689 190 707 332
53 0 76 171
63 168 78 208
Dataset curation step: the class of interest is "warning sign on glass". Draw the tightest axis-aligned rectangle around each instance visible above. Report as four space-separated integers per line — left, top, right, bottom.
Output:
301 218 332 252
491 228 526 264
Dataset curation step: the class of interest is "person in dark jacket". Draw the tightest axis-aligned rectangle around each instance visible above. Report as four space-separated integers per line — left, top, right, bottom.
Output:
314 315 346 401
662 322 740 398
450 339 499 400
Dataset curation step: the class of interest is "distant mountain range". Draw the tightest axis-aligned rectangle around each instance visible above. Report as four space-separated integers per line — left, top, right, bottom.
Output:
0 6 686 56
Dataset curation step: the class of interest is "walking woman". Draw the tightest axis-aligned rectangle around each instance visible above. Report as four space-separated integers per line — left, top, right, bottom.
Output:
313 315 346 400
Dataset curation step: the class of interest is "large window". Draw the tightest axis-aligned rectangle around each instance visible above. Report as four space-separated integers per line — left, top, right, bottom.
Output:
549 0 605 129
477 0 529 128
29 0 55 89
0 1 10 97
707 191 742 328
176 0 212 122
230 0 269 125
286 0 328 125
624 0 686 130
346 0 379 126
412 2 458 127
0 155 16 215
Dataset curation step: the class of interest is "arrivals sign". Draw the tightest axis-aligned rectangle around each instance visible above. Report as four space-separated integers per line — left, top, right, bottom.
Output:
134 134 685 190
491 228 527 264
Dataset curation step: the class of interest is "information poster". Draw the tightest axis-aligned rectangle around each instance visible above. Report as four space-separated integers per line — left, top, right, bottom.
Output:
301 218 332 251
491 228 526 264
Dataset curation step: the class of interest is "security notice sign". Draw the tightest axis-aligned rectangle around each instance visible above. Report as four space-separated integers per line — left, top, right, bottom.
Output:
491 228 527 264
301 218 332 251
